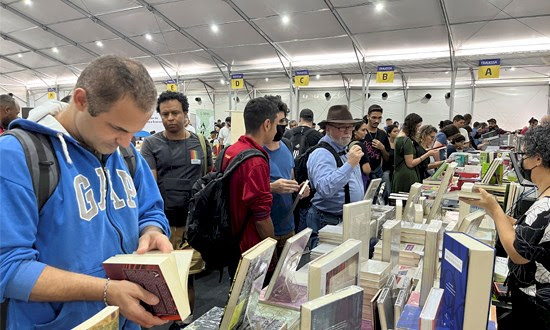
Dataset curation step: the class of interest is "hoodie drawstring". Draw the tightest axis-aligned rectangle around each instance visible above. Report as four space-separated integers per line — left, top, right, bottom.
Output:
57 132 73 165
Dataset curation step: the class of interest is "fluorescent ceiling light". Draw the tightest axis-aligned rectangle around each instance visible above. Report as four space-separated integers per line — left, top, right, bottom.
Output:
510 67 516 71
316 74 320 79
220 79 225 85
52 47 59 53
211 24 219 33
265 77 269 82
375 3 384 12
145 33 152 41
17 53 23 58
281 15 290 24
23 0 32 6
95 41 103 48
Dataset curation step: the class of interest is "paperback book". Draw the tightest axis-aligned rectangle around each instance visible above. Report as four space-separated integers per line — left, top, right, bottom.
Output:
103 250 193 320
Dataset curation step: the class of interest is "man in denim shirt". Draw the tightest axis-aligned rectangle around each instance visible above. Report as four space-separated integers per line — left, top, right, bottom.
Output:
306 105 365 248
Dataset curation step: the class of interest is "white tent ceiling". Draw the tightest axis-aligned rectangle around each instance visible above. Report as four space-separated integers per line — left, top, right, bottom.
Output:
1 0 550 91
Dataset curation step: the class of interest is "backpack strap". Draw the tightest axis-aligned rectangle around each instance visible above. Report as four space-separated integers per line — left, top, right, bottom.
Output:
281 137 293 153
119 146 137 178
223 148 267 178
196 133 208 176
317 141 351 204
3 128 59 210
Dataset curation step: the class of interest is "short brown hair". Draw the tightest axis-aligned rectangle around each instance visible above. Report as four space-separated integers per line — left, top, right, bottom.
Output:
75 55 157 116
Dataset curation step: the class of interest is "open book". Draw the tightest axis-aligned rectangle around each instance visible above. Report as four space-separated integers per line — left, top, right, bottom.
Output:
103 250 193 321
72 306 119 330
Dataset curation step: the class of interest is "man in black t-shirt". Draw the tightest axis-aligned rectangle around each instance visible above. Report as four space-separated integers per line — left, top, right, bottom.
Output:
283 108 323 158
362 105 391 180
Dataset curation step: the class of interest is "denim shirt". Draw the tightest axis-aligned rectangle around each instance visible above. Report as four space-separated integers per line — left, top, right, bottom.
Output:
307 135 365 216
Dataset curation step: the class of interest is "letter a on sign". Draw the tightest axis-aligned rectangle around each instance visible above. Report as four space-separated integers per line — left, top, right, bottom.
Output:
231 74 244 90
478 59 500 79
376 66 394 83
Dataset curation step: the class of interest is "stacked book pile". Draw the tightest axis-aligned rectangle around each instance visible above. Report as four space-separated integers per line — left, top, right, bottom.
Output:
310 242 337 260
318 224 343 245
400 222 427 245
373 242 424 267
359 259 391 323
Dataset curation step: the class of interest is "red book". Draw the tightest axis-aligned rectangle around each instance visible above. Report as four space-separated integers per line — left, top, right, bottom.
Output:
103 251 193 321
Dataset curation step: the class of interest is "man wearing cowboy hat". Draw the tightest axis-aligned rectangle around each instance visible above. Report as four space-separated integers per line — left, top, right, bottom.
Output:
306 105 365 248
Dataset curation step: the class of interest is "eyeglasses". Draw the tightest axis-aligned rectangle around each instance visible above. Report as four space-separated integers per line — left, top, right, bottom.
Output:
329 124 354 133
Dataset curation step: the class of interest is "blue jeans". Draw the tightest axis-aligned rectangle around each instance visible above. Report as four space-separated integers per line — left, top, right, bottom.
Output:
296 206 310 233
306 205 342 248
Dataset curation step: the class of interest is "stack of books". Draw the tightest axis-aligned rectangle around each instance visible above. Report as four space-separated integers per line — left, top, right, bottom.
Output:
318 224 343 245
400 222 428 245
359 259 391 322
373 242 424 267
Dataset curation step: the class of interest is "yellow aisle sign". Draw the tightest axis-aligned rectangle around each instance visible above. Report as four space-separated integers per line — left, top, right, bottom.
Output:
294 70 310 86
231 74 244 90
376 66 394 83
47 88 56 100
478 59 500 79
166 80 178 92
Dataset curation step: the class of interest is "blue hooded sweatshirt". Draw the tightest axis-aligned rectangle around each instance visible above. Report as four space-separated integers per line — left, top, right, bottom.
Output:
0 101 170 329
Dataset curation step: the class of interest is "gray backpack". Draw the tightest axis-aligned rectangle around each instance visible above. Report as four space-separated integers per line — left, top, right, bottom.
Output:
2 128 136 210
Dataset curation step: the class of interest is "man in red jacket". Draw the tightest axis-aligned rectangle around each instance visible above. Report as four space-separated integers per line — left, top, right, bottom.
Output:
221 97 283 276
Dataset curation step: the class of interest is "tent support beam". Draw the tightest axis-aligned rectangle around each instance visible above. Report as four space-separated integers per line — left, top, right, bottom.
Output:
224 0 292 78
439 0 457 118
61 0 176 73
400 70 408 118
324 0 365 74
469 68 476 117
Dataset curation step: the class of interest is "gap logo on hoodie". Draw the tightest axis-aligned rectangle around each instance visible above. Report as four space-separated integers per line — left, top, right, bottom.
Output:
75 168 137 221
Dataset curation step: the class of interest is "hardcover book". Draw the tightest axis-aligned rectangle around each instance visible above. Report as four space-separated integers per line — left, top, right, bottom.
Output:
420 222 442 307
419 288 444 330
343 199 373 262
376 287 394 330
300 285 364 330
308 239 361 300
439 232 495 330
395 304 421 330
219 238 277 330
261 228 312 310
102 250 193 321
72 306 119 330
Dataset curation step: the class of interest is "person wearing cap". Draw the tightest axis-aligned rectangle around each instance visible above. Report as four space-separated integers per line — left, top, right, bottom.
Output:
306 105 365 248
283 108 323 156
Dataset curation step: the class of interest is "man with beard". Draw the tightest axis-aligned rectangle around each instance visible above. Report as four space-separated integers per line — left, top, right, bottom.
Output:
140 91 212 327
306 105 364 248
362 105 391 180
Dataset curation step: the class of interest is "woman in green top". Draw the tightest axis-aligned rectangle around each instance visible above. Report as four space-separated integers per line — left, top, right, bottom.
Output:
392 113 439 193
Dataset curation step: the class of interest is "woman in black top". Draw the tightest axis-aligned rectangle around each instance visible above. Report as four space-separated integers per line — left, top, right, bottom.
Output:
349 119 371 177
461 125 550 328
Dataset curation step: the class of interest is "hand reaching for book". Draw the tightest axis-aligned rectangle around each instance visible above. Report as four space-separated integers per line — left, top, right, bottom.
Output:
459 188 500 216
107 280 169 328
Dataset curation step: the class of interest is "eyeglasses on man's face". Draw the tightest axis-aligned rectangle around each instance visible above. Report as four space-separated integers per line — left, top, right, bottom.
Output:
329 124 354 133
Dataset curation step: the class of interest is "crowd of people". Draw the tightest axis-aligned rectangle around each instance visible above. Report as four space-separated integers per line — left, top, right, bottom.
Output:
1 55 550 329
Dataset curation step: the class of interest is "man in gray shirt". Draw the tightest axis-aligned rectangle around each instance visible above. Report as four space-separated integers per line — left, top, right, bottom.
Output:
140 91 212 326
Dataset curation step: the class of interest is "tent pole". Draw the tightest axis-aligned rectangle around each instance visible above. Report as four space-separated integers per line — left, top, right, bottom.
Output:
469 68 476 118
449 68 457 120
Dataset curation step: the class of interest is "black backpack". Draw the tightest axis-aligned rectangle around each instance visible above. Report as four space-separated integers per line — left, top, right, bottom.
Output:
2 128 137 210
288 127 317 159
294 141 350 204
186 148 268 274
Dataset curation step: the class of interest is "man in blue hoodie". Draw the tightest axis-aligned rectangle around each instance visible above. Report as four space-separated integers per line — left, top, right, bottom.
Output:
0 55 171 329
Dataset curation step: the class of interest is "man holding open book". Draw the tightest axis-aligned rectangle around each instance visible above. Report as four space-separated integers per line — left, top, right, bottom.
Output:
0 56 172 329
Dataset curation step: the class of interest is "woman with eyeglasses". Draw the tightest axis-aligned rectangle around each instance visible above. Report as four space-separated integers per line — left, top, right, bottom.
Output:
392 113 439 193
461 124 550 327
